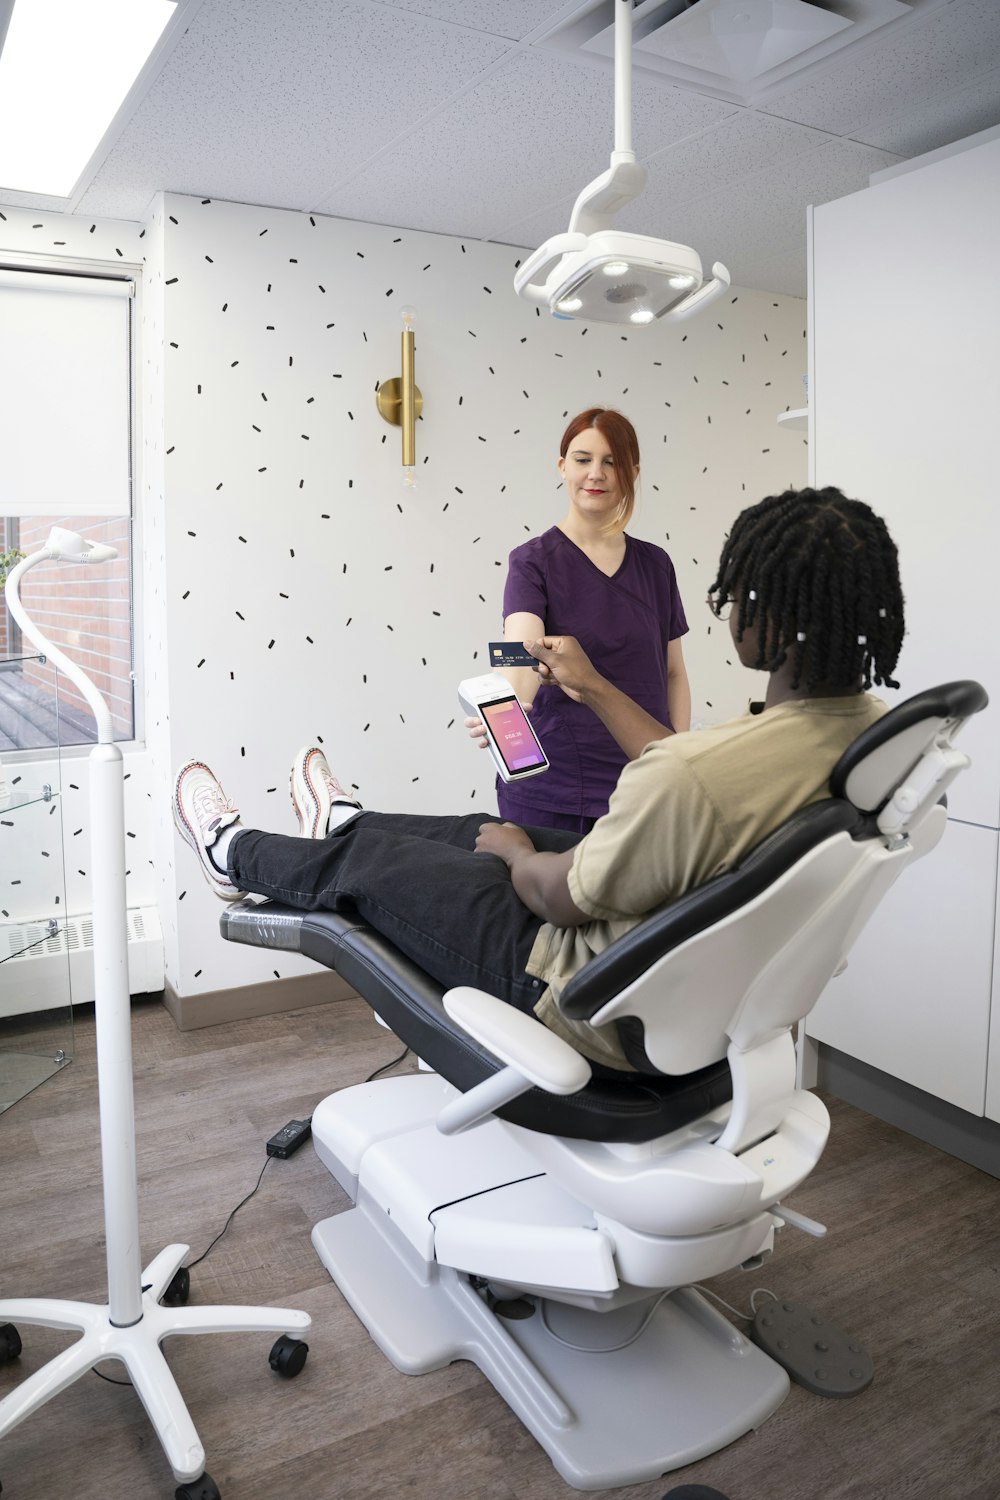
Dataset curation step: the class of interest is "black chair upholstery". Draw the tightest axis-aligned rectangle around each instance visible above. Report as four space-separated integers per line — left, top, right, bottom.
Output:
224 903 734 1143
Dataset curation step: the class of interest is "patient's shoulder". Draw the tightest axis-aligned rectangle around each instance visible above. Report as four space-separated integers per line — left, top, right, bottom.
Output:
642 693 886 777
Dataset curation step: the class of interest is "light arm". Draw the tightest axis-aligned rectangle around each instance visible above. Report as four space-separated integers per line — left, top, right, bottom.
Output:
4 527 120 745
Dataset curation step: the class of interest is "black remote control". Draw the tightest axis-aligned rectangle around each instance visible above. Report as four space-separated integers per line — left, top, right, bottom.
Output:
266 1118 312 1158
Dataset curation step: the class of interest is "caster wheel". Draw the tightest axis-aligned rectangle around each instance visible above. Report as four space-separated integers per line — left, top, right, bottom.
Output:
0 1325 21 1364
269 1333 309 1378
162 1267 191 1306
174 1472 220 1500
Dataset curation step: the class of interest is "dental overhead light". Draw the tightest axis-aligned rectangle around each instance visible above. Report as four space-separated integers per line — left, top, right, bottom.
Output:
514 0 730 326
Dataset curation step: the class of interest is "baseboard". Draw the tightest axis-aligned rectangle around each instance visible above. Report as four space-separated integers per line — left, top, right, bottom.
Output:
163 969 356 1031
817 1043 1000 1180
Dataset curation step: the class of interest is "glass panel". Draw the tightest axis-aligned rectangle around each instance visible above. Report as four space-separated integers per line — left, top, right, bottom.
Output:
0 514 134 749
0 655 74 1113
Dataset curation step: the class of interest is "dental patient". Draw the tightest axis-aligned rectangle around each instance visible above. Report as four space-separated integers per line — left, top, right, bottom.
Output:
174 486 904 1072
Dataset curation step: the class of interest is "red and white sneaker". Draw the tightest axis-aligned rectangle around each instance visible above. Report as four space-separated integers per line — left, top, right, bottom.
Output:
173 759 241 898
290 746 361 838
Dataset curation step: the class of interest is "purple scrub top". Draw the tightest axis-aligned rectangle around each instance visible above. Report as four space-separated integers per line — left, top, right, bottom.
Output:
498 526 688 820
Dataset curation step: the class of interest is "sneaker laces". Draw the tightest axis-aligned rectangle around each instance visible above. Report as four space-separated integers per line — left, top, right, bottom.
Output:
309 752 357 806
325 769 357 805
191 779 238 843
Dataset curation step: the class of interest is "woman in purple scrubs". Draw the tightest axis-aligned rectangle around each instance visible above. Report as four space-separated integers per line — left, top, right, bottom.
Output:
477 407 691 833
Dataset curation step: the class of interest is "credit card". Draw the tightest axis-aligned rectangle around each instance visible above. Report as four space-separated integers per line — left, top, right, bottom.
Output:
488 641 538 670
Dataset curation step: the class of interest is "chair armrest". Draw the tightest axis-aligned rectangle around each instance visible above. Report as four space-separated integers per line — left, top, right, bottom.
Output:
436 988 591 1135
443 988 591 1095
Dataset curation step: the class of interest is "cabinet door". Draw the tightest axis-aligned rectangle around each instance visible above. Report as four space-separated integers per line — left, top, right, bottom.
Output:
805 819 996 1116
810 140 1000 832
986 834 1000 1125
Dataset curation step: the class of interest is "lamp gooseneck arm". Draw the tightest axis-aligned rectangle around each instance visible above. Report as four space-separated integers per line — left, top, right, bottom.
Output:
5 547 115 744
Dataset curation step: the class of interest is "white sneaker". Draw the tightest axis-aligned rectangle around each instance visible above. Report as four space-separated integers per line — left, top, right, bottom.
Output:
290 746 360 838
173 759 241 898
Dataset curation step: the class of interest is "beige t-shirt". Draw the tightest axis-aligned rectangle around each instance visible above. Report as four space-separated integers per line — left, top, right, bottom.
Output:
527 694 887 1069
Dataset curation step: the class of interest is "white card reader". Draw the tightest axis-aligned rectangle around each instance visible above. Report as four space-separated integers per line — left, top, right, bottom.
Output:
458 673 550 784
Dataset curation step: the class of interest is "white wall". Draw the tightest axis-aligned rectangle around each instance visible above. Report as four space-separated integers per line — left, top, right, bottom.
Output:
2 195 808 1000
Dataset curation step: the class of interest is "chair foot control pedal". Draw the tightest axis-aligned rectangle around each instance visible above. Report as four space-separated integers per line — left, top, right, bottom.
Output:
751 1299 873 1397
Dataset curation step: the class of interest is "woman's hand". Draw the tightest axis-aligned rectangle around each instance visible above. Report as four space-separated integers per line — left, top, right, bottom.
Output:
526 635 602 705
464 713 488 749
475 821 536 867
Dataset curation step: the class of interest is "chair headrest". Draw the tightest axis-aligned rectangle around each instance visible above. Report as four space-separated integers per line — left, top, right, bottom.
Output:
830 679 987 814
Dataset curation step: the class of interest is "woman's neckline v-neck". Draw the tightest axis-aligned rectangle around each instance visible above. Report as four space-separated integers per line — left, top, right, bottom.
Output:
554 525 630 582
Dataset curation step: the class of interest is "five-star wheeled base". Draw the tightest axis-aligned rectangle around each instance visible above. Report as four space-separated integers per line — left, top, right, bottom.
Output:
0 1243 310 1499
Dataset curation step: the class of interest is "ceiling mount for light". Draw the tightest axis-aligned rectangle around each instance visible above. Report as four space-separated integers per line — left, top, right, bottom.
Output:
514 0 729 326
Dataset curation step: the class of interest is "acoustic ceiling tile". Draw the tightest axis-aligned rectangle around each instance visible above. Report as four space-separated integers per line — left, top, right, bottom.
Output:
759 0 1000 138
854 63 1000 156
365 0 578 41
316 47 737 238
628 110 832 230
77 0 514 220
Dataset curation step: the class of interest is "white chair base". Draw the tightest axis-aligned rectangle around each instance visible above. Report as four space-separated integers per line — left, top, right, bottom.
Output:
311 1075 790 1490
313 1191 787 1490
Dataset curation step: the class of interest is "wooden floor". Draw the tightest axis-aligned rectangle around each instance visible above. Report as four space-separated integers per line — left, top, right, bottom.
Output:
1 996 998 1500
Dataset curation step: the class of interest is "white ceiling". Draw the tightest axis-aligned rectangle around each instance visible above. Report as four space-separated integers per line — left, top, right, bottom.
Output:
2 0 999 295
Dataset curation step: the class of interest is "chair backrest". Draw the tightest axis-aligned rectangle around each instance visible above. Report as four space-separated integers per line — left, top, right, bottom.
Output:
560 681 987 1078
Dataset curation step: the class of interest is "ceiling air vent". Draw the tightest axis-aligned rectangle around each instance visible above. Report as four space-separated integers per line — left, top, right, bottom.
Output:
545 0 915 108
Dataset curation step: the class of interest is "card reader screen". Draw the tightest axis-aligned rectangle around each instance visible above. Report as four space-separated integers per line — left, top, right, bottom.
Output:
482 695 547 774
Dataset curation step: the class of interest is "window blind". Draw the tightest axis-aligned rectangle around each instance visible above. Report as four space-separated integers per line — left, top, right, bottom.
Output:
0 266 132 517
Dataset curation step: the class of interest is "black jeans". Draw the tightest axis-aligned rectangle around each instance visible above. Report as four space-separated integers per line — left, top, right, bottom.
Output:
229 811 582 1013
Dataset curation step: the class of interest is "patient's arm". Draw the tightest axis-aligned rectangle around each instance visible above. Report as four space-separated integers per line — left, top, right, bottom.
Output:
528 635 673 760
475 822 588 926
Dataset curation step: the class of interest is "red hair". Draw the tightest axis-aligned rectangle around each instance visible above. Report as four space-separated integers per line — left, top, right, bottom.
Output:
559 408 640 529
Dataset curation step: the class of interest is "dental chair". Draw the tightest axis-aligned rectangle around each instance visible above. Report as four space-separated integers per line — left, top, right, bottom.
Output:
220 681 986 1490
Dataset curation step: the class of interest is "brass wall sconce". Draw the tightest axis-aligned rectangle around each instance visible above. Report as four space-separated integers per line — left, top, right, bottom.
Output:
376 305 423 486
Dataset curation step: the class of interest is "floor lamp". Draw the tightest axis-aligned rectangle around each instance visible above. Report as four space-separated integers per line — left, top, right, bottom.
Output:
0 528 311 1500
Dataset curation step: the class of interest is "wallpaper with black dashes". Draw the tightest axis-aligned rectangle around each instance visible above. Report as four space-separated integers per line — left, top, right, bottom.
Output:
1 194 806 999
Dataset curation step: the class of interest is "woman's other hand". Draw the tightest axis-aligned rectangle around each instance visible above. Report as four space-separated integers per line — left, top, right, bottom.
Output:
464 714 488 749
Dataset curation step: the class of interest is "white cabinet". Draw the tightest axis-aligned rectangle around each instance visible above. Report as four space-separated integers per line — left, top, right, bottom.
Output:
804 134 1000 1125
807 820 997 1117
986 834 1000 1125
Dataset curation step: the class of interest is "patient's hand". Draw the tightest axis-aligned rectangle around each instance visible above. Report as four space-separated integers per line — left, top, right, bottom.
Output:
527 635 602 705
475 821 536 867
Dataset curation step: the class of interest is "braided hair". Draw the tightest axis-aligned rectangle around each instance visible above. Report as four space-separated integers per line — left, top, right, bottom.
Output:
708 487 904 691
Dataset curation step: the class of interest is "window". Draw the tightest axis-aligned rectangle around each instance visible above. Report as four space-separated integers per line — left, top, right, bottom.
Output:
0 266 135 749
